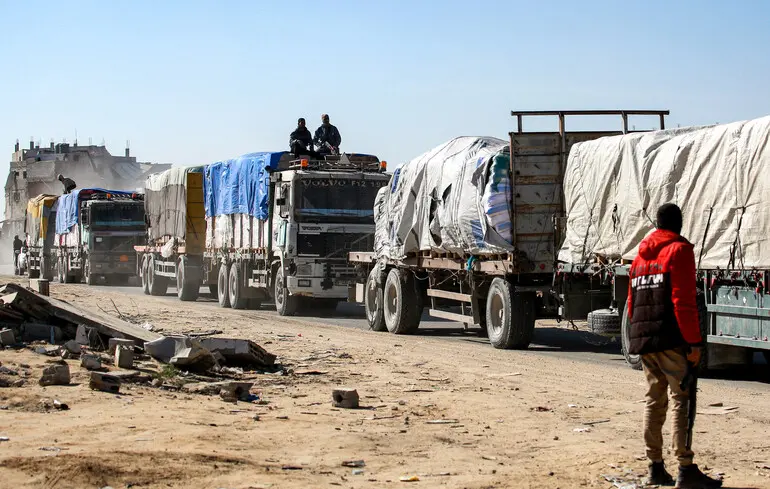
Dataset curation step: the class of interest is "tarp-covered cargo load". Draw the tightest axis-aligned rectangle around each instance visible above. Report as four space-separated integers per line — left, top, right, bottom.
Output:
559 116 770 269
26 195 58 248
376 137 514 259
55 188 134 235
145 166 204 241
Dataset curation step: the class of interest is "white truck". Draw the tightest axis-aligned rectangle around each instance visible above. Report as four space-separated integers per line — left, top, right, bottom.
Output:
138 152 390 314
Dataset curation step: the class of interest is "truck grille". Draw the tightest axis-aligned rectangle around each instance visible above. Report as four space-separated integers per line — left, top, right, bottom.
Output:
297 233 373 257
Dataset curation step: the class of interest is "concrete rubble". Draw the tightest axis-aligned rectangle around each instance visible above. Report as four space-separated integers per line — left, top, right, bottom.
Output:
39 363 70 386
332 388 360 409
89 372 121 393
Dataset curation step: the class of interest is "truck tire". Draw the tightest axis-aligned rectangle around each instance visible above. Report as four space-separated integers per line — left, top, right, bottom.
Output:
148 255 169 296
620 306 642 370
486 278 536 349
177 256 200 302
84 258 97 285
587 308 621 336
274 269 298 316
228 262 248 309
217 263 231 308
140 254 150 295
41 255 53 281
383 268 421 334
365 267 386 332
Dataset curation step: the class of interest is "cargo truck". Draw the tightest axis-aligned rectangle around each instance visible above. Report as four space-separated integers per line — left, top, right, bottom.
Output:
349 110 669 349
137 152 390 314
556 115 770 369
55 188 145 284
24 194 59 280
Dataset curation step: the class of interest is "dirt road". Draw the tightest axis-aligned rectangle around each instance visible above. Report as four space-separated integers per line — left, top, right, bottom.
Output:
2 277 769 488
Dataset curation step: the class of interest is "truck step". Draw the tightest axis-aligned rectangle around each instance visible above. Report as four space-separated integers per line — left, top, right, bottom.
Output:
426 289 473 303
428 308 476 324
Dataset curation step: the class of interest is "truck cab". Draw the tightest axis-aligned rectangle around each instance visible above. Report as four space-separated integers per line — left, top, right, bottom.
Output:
270 154 390 313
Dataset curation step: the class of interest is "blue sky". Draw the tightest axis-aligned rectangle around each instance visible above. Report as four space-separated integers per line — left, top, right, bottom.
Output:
2 0 769 202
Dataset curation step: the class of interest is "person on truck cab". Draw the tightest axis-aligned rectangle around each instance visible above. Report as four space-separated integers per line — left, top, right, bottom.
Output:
290 118 319 159
313 114 342 156
627 203 722 488
58 174 76 194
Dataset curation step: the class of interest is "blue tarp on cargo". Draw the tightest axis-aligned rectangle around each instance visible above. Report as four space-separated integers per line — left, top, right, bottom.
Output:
55 188 133 235
204 152 286 219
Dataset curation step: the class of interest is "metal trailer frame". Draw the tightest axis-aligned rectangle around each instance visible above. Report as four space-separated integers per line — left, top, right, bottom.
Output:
350 110 670 349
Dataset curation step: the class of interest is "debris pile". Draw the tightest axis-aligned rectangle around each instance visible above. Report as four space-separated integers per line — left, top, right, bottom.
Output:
0 282 277 401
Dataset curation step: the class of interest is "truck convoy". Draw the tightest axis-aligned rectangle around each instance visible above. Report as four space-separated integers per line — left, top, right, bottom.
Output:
136 152 390 314
350 110 770 371
54 189 145 285
24 194 58 280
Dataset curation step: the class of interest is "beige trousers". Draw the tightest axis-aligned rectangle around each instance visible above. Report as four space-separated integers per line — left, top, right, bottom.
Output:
641 348 694 466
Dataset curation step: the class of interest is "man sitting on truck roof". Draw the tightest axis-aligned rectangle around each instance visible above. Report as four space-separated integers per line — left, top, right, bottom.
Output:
313 113 342 156
290 118 320 159
58 174 76 194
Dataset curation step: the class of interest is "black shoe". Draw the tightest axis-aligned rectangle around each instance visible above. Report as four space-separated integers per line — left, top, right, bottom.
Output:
676 464 723 488
645 461 675 486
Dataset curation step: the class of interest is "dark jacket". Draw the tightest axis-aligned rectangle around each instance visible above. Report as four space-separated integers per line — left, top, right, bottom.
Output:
289 127 313 150
13 237 23 251
627 229 701 355
61 177 76 193
313 124 341 149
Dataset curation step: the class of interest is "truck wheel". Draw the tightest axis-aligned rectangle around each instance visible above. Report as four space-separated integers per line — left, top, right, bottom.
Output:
228 262 248 309
620 306 643 370
274 269 297 316
365 267 386 332
84 259 97 285
148 255 169 296
208 284 218 298
486 278 535 349
140 254 151 295
587 308 621 336
177 256 200 302
383 268 421 334
217 263 231 308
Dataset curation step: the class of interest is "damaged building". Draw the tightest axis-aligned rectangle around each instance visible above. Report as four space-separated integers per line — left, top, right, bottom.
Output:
2 139 171 248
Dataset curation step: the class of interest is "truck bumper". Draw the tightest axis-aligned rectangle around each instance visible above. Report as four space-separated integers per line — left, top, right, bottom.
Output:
90 260 136 275
286 276 352 299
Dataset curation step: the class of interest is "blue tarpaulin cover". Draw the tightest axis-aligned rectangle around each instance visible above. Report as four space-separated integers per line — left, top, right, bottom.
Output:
204 152 286 219
55 188 133 235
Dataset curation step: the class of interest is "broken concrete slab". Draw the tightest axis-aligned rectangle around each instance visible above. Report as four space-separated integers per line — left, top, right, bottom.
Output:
80 353 102 370
182 381 253 401
115 346 134 369
0 283 160 345
34 345 62 357
332 388 360 409
89 372 120 393
0 328 15 346
39 363 70 386
199 337 276 367
144 336 215 371
108 338 135 355
63 340 81 355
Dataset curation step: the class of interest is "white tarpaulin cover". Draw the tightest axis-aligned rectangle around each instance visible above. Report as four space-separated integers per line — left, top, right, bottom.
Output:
376 137 514 259
559 116 770 269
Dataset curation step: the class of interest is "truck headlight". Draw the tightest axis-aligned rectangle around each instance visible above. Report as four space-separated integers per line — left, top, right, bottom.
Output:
296 264 313 276
95 237 103 243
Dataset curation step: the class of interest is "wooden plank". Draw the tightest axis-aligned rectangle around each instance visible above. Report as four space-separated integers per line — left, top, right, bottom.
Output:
428 308 475 324
426 289 473 303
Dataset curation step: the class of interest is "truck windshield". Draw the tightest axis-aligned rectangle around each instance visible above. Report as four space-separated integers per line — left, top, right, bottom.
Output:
89 203 145 230
294 178 388 223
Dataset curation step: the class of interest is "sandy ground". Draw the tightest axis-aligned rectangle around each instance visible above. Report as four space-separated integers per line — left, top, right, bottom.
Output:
1 277 769 489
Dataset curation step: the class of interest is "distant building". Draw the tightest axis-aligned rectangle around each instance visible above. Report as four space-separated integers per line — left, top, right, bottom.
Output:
2 139 171 244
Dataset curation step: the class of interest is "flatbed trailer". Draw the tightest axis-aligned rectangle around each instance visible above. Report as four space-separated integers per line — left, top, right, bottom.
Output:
350 110 669 349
